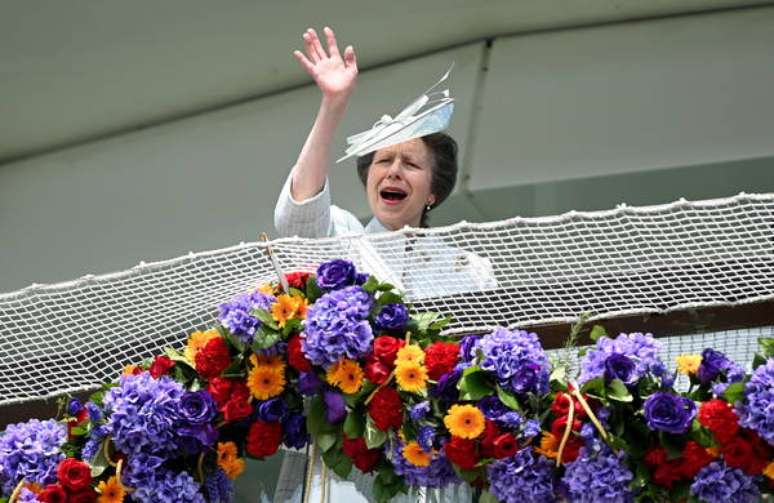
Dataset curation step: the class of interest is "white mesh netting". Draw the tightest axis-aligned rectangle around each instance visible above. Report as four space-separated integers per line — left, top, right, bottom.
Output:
1 192 773 406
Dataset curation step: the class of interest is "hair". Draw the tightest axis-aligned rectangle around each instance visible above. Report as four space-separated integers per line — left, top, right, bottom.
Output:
355 132 458 227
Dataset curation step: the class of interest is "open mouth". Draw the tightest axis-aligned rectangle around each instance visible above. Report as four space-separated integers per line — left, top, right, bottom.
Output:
380 188 408 202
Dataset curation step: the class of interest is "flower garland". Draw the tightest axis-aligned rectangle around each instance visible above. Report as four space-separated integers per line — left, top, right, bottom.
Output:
1 259 774 502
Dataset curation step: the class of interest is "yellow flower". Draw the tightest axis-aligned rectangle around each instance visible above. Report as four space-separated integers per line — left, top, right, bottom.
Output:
534 432 559 460
443 404 485 439
326 359 364 394
96 476 126 503
258 283 276 295
764 461 774 481
250 354 286 373
271 294 307 327
122 364 139 376
396 344 425 366
676 354 702 376
395 361 429 393
402 441 431 467
218 441 246 479
247 365 286 400
185 329 219 363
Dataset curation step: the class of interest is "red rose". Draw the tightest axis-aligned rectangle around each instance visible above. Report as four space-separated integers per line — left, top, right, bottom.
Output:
246 420 282 458
149 355 176 379
342 434 368 457
69 488 98 503
364 355 390 385
697 399 739 444
285 271 311 289
677 440 713 479
342 434 381 472
368 387 403 431
38 484 68 503
207 377 234 407
56 458 92 492
444 436 480 470
493 433 519 459
479 419 502 458
223 383 252 422
550 416 582 439
288 334 312 372
722 436 767 475
195 336 232 379
373 336 405 367
550 392 587 420
424 342 460 380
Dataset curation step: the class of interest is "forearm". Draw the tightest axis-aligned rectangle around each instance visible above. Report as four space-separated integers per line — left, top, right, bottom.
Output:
290 96 349 201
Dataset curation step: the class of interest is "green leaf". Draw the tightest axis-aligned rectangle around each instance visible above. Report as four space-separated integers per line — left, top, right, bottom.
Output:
589 324 607 342
428 317 451 332
365 416 387 449
550 365 567 386
317 432 337 452
362 275 379 294
288 287 305 298
322 448 353 478
458 369 493 401
376 291 402 306
251 326 281 351
478 491 500 503
376 282 395 292
496 386 522 412
660 432 683 460
343 411 366 439
607 379 633 402
305 276 322 303
752 353 767 370
281 318 303 337
307 396 336 438
89 439 110 477
722 382 745 403
411 312 442 334
759 337 774 357
253 308 279 331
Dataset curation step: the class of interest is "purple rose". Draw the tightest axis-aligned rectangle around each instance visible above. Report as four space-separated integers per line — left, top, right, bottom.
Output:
355 272 370 285
430 368 462 403
282 413 309 449
643 392 696 434
67 398 83 416
323 390 346 424
256 397 287 422
511 361 541 393
698 348 729 384
459 335 480 364
375 303 409 331
178 390 217 425
478 396 509 420
178 424 218 454
298 372 322 396
316 259 357 290
604 354 637 385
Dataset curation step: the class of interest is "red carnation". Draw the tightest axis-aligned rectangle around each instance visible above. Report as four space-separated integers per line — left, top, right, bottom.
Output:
444 436 480 470
342 434 381 472
652 461 683 488
223 382 252 422
285 271 311 289
246 420 282 458
559 436 583 463
364 355 390 385
493 433 519 459
149 355 176 379
37 484 67 503
56 458 92 492
722 436 767 475
288 334 312 372
373 336 405 367
368 387 403 431
643 446 667 467
207 377 234 407
677 440 713 479
479 419 502 458
424 342 460 380
69 488 98 503
195 336 232 379
550 415 582 439
698 399 739 444
550 392 587 420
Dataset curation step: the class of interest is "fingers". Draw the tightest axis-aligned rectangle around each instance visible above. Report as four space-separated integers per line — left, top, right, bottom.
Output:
323 26 341 59
302 30 322 63
292 50 315 75
344 45 358 72
307 28 327 61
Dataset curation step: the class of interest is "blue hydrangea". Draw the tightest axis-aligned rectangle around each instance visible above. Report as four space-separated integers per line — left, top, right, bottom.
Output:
16 488 42 502
302 286 373 367
204 468 234 503
690 461 759 503
218 290 276 345
475 327 550 395
103 372 186 458
389 437 459 489
562 447 633 503
0 419 66 494
487 448 555 503
81 424 109 462
736 357 774 446
578 332 665 385
129 468 206 503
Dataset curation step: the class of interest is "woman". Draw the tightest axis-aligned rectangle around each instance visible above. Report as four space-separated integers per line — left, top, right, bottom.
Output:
272 27 483 502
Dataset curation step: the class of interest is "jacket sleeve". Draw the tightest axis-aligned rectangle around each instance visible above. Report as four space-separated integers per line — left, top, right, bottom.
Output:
273 167 333 238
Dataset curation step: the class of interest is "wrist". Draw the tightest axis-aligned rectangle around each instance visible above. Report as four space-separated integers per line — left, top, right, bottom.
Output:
320 94 351 114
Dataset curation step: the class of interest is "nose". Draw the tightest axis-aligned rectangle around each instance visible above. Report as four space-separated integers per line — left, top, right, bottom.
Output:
386 158 403 179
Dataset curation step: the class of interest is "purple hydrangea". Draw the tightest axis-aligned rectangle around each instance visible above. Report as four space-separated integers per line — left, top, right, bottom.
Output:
16 488 42 502
487 448 555 503
129 468 206 503
690 461 760 503
218 290 276 345
578 332 665 385
205 468 234 503
417 426 435 452
459 334 480 365
522 419 542 439
316 259 358 290
122 452 165 489
374 303 409 331
103 372 186 458
302 285 374 366
643 392 696 434
0 419 66 494
562 447 633 503
389 437 459 489
736 357 774 446
475 327 550 395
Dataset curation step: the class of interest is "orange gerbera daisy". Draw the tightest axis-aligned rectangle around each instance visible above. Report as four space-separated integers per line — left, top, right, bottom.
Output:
271 294 307 328
217 441 246 479
396 344 425 366
534 431 559 459
443 404 485 439
96 476 126 503
185 328 219 363
326 359 364 394
764 461 774 481
247 365 286 400
403 441 431 467
250 354 286 372
395 361 429 393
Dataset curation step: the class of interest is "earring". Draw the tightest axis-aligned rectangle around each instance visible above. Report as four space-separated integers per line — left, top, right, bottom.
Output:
425 204 432 212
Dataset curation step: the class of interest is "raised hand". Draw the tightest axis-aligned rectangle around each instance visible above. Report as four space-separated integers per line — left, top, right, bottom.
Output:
293 27 358 102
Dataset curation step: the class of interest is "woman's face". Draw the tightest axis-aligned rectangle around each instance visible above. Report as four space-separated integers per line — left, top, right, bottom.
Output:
365 138 436 230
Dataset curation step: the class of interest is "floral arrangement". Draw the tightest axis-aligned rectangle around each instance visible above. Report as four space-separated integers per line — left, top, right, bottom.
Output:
1 259 774 503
